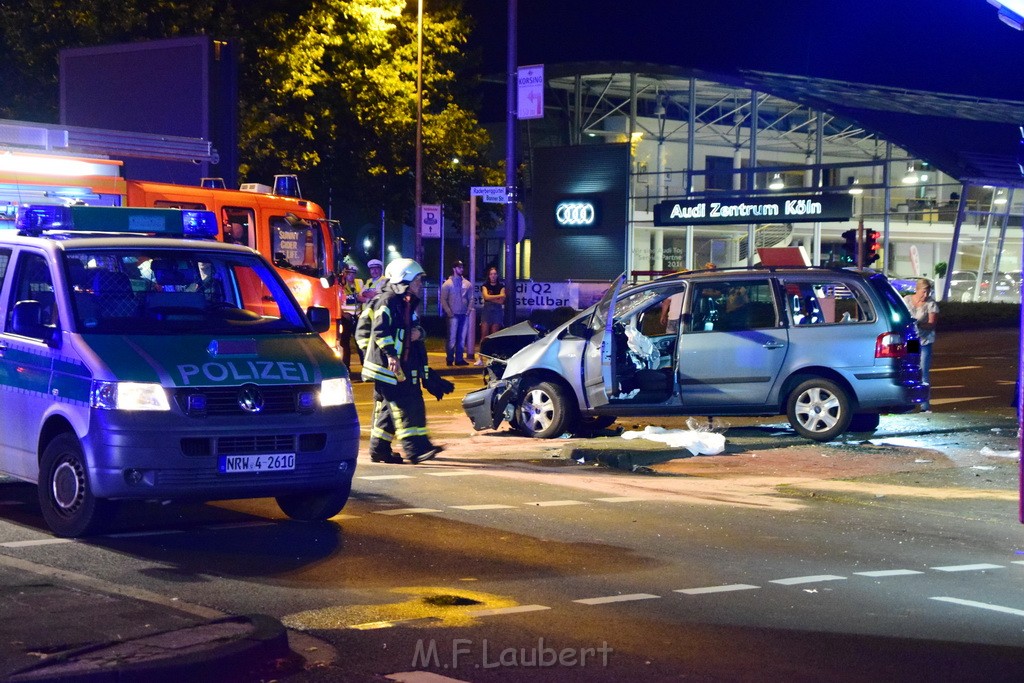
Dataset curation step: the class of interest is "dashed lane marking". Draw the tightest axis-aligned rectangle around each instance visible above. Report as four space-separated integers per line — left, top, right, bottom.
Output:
425 471 484 477
931 366 983 372
360 475 415 481
373 508 443 516
931 597 1024 617
204 521 276 530
106 529 186 538
1 538 73 548
527 500 588 507
931 563 1004 572
854 569 924 577
574 593 661 605
770 575 847 586
448 504 517 510
593 496 654 503
676 584 760 595
467 604 552 617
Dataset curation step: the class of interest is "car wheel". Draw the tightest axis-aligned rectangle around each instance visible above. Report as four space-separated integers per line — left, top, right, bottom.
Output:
848 412 881 433
276 480 352 521
515 380 576 438
38 433 114 538
786 378 852 442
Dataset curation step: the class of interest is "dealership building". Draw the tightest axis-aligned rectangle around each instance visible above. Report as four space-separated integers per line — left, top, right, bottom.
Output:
505 64 1024 301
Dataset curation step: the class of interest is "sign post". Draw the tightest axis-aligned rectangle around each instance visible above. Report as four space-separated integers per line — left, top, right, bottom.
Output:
517 65 545 120
468 186 510 359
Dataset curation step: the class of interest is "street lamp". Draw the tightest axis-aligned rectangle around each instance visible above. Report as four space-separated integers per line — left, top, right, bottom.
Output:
414 0 424 263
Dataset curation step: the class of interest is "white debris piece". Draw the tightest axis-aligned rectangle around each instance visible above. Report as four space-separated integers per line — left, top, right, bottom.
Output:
621 425 726 455
979 446 1020 459
624 320 659 369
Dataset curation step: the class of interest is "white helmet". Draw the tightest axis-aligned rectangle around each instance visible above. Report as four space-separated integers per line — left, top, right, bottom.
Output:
385 258 425 284
367 258 384 270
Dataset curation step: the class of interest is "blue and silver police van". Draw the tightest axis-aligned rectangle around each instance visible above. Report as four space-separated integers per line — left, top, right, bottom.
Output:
0 205 358 537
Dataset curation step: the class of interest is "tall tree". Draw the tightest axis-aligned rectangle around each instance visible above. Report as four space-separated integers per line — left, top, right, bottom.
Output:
240 0 499 227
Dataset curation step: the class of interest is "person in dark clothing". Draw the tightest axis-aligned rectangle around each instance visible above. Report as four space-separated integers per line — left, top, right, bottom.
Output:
355 258 453 464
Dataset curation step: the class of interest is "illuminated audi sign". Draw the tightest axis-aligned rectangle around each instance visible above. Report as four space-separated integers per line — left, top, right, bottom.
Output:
555 199 600 227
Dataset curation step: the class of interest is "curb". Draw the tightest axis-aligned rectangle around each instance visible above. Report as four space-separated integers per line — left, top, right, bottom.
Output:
8 614 291 683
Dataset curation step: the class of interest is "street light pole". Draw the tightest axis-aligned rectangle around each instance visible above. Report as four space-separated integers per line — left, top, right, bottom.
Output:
414 0 424 263
503 0 518 326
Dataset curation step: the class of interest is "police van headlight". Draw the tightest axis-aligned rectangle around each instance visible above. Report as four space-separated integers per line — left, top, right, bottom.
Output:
319 377 354 407
91 381 170 411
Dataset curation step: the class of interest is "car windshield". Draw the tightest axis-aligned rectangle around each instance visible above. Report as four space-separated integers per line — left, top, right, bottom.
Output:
64 248 310 335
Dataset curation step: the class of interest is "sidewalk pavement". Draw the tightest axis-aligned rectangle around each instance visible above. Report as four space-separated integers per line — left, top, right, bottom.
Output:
1 408 1016 682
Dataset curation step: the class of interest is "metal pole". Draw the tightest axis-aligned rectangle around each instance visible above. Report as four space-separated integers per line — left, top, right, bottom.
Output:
380 208 386 262
504 0 518 326
414 0 424 264
468 196 478 360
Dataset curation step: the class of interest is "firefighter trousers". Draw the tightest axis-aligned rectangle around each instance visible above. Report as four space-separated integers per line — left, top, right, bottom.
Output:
369 380 432 460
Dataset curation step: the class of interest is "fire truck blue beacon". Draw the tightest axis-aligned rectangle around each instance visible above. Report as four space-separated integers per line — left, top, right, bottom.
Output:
0 205 359 537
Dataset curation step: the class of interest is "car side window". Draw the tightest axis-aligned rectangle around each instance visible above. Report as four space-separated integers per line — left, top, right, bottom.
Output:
5 252 57 337
687 280 776 332
783 280 874 325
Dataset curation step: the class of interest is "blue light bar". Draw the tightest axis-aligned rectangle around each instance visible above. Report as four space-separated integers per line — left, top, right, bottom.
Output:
16 205 219 238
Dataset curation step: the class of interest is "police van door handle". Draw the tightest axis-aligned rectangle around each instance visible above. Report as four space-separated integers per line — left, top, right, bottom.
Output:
763 341 785 350
0 341 6 357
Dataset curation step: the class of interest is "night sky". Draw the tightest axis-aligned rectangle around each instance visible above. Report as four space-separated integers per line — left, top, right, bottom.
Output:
463 0 1024 100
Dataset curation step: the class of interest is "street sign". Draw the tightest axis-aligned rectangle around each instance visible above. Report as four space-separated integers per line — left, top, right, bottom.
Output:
471 186 508 204
419 204 441 238
517 64 544 120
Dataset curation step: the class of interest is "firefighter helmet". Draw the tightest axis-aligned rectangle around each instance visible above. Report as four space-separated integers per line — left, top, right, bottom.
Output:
384 258 425 284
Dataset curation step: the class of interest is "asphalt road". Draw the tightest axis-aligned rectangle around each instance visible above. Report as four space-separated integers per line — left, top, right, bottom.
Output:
0 328 1021 681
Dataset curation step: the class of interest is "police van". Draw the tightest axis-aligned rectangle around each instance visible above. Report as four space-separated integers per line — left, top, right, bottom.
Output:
0 205 358 537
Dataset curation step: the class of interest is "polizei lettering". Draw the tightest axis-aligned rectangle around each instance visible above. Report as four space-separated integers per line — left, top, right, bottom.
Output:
177 361 311 385
784 199 822 216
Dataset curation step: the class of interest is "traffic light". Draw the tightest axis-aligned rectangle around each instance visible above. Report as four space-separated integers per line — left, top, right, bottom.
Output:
841 229 858 264
862 230 880 266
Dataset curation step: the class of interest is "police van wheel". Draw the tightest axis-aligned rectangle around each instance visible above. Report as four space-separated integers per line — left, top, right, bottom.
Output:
515 380 576 439
786 378 852 442
276 483 352 521
39 434 112 538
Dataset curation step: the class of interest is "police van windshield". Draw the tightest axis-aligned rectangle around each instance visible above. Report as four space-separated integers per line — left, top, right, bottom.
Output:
64 248 310 335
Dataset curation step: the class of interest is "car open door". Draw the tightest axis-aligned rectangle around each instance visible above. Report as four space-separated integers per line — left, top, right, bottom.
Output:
582 273 626 409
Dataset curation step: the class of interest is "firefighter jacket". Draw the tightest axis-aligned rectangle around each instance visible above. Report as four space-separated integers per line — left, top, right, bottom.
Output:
355 283 420 385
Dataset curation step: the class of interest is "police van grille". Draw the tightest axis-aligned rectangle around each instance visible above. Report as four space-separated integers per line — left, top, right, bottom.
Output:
174 385 310 416
156 460 343 487
181 434 328 457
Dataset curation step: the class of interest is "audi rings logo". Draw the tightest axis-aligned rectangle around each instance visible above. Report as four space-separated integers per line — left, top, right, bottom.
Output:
555 201 597 227
237 384 265 414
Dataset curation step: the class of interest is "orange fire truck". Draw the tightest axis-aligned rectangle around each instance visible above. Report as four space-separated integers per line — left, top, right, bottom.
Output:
0 142 347 352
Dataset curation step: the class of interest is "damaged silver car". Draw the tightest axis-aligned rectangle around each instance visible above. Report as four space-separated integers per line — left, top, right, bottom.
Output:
462 267 927 442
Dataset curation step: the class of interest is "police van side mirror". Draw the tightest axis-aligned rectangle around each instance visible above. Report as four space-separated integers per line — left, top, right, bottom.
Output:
12 300 61 348
306 305 331 333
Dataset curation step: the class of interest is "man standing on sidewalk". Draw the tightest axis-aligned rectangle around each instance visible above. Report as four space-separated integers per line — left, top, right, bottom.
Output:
440 260 473 366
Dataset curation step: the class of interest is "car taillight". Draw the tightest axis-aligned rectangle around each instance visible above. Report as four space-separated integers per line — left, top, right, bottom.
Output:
876 332 907 358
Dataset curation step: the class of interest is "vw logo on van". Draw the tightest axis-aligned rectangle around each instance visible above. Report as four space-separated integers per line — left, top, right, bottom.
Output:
555 201 596 227
237 384 265 414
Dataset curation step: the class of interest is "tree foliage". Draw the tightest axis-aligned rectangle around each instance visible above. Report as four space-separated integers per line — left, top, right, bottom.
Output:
240 0 500 226
0 0 498 227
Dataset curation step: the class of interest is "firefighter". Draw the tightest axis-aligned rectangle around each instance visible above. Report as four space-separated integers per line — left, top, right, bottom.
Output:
355 258 453 464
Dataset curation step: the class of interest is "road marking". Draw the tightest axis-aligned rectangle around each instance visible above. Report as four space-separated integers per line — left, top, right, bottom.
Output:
930 396 995 406
360 475 414 481
205 521 276 530
929 385 964 390
676 584 760 595
373 508 442 516
1013 561 1024 566
1 538 73 548
931 597 1024 617
854 569 924 577
931 366 982 372
449 504 517 510
593 496 654 503
425 471 483 477
527 500 588 507
931 563 1004 572
467 604 551 617
770 575 846 586
574 593 661 605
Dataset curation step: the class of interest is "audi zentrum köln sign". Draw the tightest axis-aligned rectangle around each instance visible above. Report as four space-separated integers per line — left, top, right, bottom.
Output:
654 193 853 226
555 199 600 227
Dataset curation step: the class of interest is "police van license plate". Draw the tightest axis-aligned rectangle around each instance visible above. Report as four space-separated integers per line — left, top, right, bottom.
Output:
219 454 295 473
